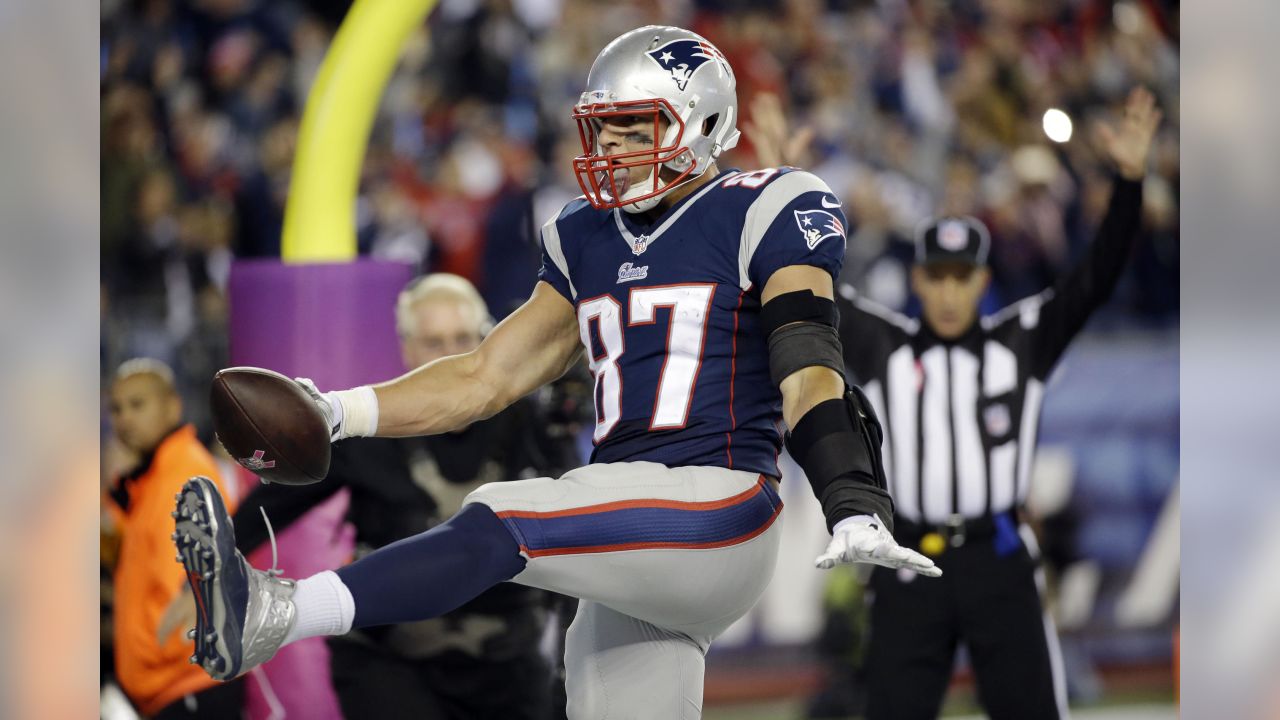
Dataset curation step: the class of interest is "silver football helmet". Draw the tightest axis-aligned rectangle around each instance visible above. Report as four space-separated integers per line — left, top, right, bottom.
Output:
572 26 741 213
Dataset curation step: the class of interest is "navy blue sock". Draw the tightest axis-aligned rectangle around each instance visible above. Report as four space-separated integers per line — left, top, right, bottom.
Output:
335 503 526 628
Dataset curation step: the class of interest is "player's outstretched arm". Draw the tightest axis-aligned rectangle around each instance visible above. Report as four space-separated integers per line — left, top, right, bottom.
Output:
764 265 940 577
318 281 582 440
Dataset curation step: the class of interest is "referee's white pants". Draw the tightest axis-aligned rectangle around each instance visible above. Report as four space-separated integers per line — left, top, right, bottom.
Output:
464 461 784 720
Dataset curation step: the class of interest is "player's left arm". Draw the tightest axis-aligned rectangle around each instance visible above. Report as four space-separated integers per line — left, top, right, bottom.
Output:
762 265 940 577
764 266 846 424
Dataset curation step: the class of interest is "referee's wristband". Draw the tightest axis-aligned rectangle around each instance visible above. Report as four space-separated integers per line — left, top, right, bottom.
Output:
332 386 379 440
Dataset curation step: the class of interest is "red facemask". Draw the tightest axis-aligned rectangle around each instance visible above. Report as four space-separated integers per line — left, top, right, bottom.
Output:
571 98 697 211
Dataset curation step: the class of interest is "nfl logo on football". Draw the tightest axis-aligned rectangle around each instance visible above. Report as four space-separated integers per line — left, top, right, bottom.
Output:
240 449 277 471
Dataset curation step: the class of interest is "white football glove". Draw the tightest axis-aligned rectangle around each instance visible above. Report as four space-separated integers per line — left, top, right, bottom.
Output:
294 377 344 441
816 514 942 577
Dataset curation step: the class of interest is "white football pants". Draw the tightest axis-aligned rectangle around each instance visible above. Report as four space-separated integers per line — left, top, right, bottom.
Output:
464 461 784 720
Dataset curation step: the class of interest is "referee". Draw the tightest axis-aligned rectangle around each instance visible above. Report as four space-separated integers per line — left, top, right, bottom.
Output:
840 88 1161 719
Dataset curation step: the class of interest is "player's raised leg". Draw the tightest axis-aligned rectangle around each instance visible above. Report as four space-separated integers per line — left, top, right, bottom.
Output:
467 461 784 638
174 474 528 680
176 459 783 685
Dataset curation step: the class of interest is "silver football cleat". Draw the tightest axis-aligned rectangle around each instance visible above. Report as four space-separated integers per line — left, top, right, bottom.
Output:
173 475 298 681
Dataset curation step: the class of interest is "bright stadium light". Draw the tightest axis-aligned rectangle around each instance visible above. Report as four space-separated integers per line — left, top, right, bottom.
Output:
1042 108 1073 143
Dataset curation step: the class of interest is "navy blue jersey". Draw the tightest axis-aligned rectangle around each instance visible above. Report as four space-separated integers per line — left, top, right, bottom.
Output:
538 167 848 478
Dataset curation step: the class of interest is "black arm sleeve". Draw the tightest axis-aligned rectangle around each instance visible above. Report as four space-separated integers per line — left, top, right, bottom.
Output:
232 464 346 555
762 289 897 532
1026 176 1144 376
786 388 895 534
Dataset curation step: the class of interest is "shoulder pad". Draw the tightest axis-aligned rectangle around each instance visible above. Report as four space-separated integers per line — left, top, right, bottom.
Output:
554 196 594 223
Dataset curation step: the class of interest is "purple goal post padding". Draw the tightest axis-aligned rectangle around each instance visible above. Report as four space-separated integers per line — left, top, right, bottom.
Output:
227 258 414 720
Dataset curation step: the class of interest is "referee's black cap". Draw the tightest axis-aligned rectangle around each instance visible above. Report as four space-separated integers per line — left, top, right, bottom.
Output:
914 216 991 267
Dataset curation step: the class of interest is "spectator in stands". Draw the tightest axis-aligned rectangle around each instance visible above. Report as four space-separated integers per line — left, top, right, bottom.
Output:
103 358 242 718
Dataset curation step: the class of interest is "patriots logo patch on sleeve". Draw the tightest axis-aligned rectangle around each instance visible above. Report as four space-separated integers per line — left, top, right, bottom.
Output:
794 208 846 250
646 39 725 91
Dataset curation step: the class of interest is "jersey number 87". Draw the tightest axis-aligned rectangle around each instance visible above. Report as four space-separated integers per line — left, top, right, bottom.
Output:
577 283 716 441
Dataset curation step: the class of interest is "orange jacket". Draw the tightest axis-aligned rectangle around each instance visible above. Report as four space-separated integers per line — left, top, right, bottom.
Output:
110 425 238 716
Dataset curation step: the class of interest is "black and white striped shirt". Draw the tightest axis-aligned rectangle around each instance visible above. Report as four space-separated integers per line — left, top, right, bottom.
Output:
837 177 1142 525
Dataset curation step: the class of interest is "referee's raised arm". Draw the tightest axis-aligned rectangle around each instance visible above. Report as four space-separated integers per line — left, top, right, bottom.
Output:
1008 87 1162 378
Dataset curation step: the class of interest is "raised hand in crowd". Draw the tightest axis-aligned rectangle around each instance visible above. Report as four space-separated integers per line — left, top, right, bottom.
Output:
743 91 815 169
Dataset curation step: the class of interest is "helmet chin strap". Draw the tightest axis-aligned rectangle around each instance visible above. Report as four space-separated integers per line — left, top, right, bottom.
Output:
620 192 664 214
618 160 711 214
614 99 706 213
606 161 669 214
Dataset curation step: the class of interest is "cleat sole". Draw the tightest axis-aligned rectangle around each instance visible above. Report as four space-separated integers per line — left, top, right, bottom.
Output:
174 476 245 681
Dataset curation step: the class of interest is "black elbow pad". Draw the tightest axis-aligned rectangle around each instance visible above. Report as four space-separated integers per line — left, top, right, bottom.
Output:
762 290 845 386
767 323 844 386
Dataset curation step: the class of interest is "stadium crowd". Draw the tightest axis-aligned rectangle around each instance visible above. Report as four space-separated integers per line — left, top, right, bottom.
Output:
101 0 1178 430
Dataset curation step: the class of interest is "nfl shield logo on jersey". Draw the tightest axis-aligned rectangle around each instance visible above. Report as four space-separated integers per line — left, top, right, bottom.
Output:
646 39 724 91
793 209 845 250
983 402 1011 437
938 220 969 251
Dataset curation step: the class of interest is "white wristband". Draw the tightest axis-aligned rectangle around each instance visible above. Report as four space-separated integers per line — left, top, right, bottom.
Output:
332 386 379 439
833 513 882 534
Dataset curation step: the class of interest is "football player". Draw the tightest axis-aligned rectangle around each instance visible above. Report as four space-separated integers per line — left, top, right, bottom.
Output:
175 25 939 718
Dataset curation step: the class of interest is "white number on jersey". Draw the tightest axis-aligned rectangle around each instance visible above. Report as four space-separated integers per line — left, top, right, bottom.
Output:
576 284 716 441
629 284 716 429
722 168 779 189
577 295 624 441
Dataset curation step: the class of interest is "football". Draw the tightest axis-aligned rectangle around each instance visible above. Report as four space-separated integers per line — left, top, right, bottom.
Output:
210 367 331 485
